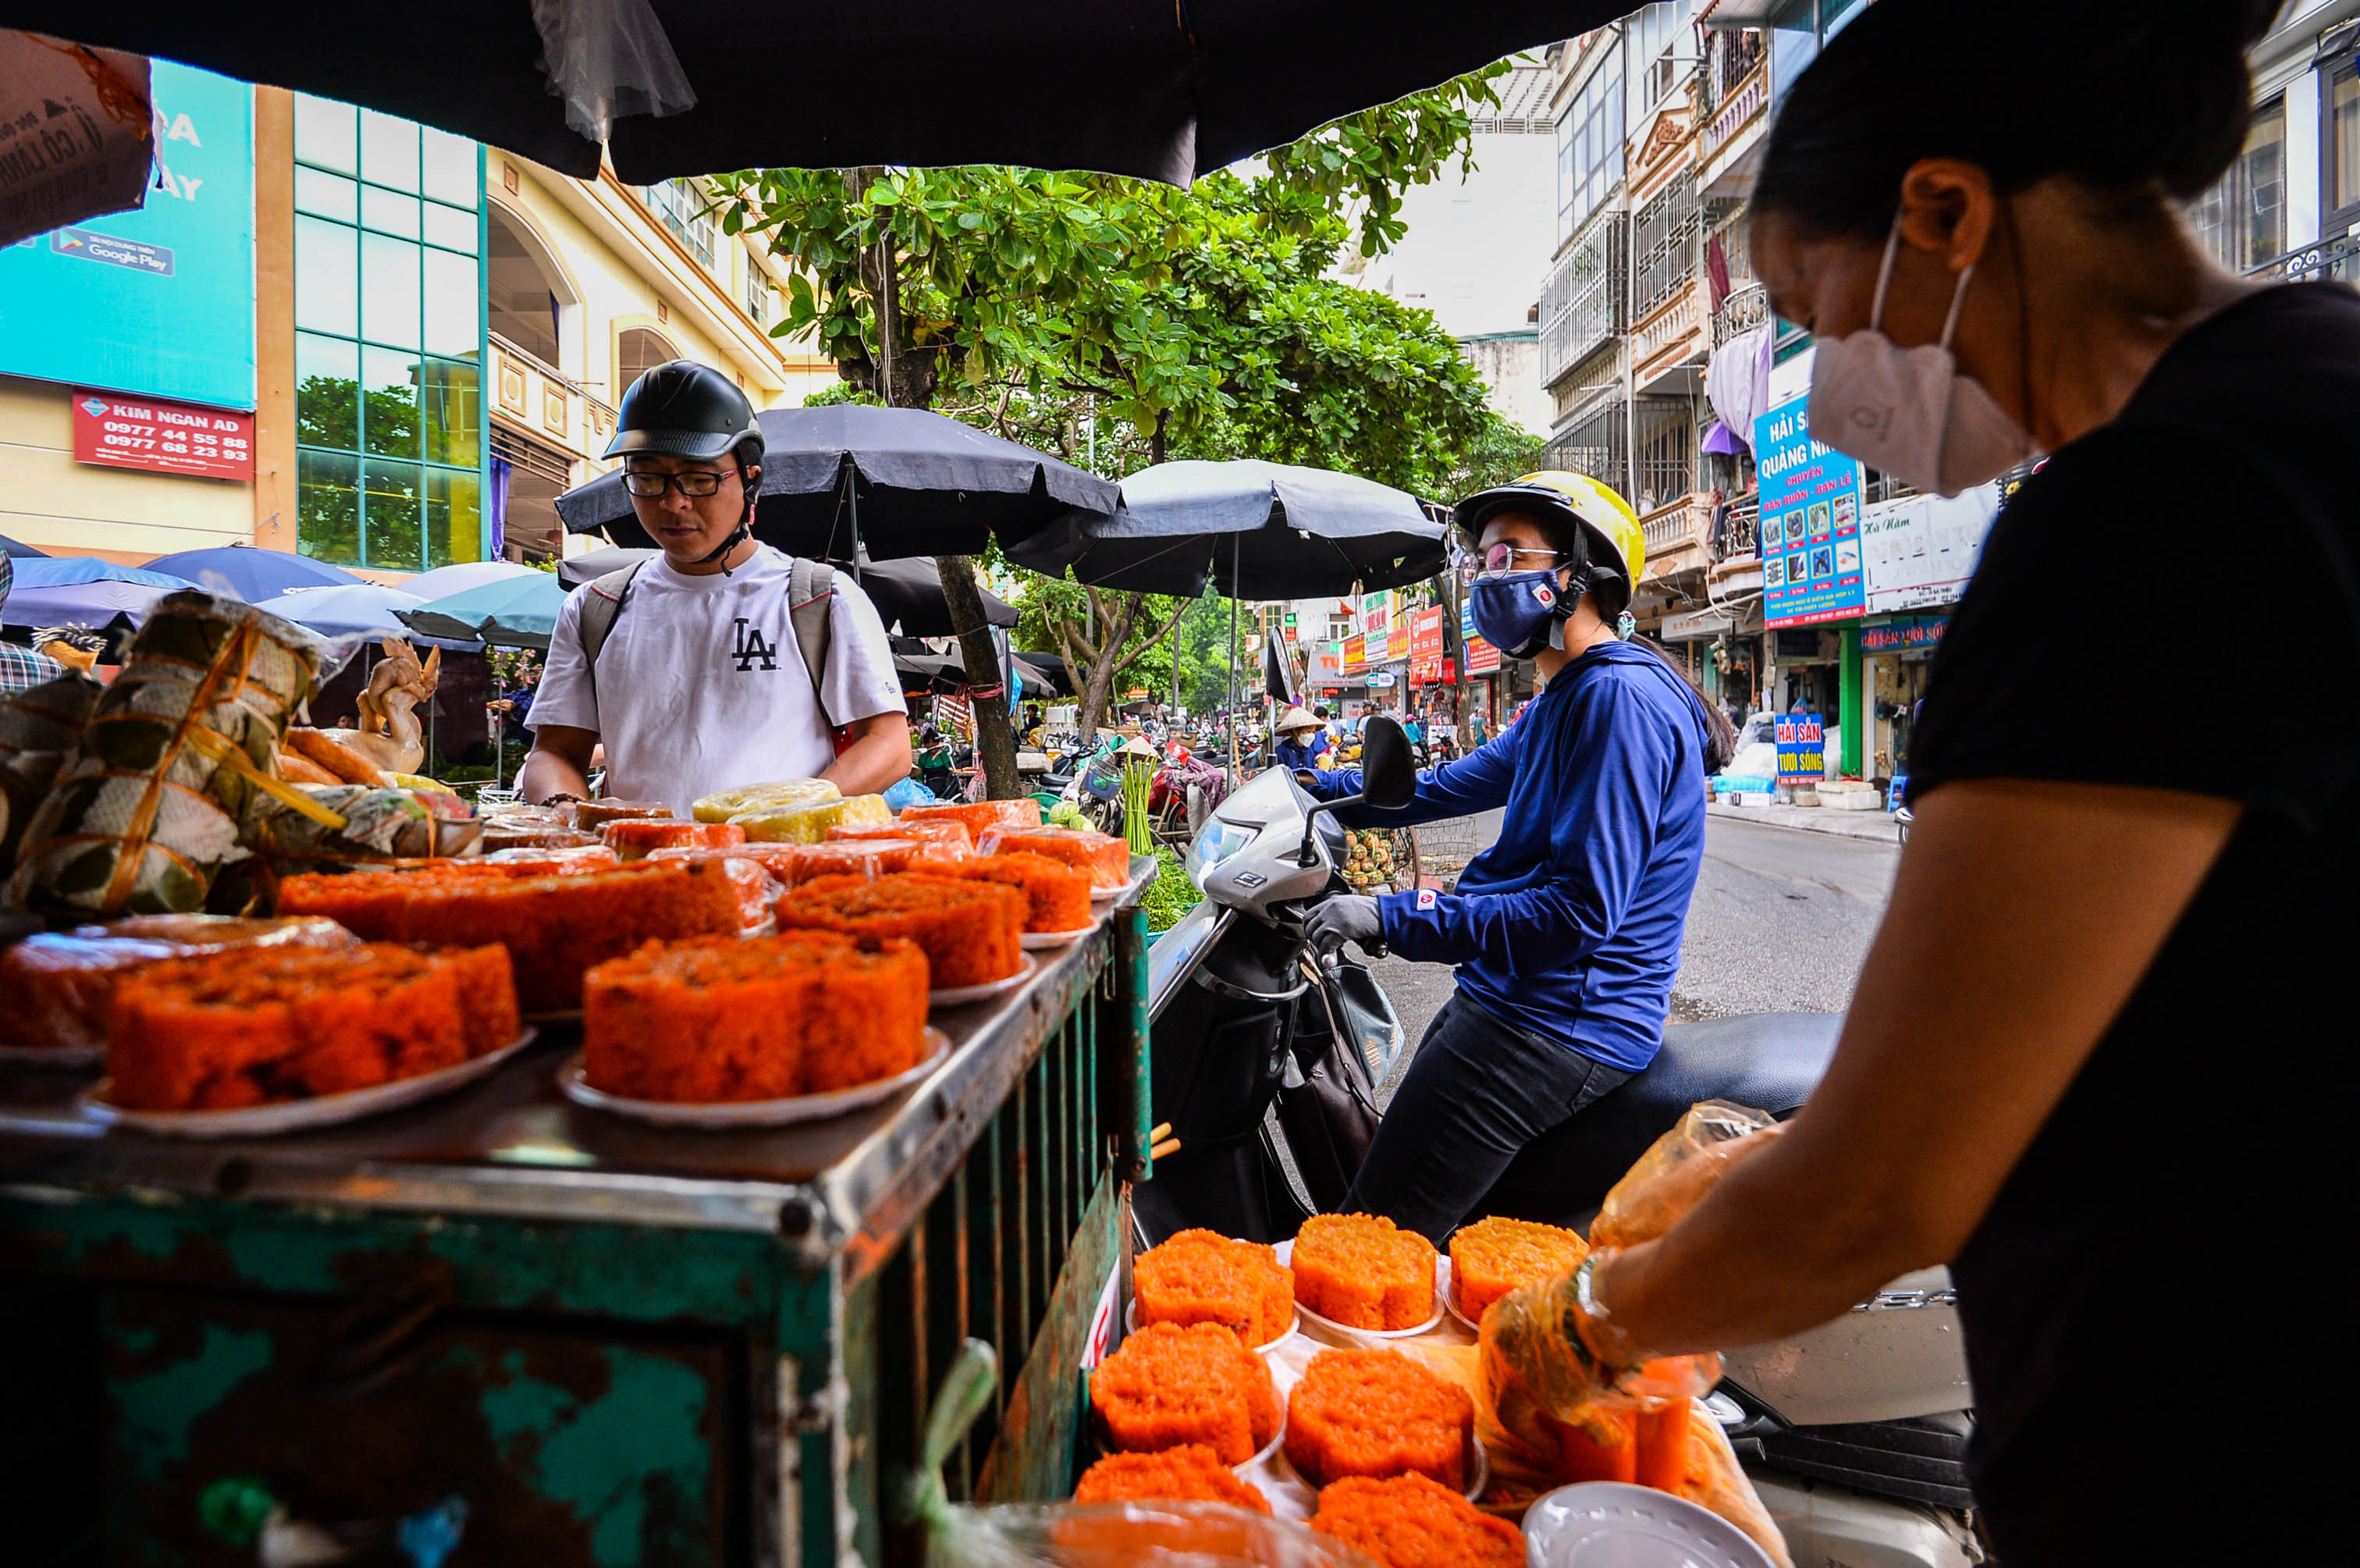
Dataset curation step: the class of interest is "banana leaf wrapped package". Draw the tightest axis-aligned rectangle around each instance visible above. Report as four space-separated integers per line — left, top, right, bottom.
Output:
8 592 329 917
0 671 105 870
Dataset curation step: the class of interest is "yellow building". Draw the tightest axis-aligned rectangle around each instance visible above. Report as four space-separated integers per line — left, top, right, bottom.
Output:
0 73 831 585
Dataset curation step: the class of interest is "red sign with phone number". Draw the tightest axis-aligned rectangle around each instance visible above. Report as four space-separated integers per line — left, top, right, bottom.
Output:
72 390 254 481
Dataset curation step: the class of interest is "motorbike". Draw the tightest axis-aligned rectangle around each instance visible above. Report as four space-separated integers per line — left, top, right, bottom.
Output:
1139 716 1984 1568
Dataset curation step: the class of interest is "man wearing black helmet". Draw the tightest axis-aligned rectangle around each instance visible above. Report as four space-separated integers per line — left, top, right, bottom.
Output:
520 361 910 813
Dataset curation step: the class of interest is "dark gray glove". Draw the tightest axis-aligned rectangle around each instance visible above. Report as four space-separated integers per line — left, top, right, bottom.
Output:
1304 894 1384 958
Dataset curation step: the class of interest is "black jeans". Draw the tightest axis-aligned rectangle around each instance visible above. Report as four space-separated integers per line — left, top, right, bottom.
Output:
1342 990 1632 1245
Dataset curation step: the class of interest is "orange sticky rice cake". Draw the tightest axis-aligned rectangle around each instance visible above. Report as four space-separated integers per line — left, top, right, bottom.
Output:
567 798 674 831
0 916 357 1054
1448 1216 1588 1323
831 818 973 852
1089 1321 1280 1466
977 824 1130 889
1292 1214 1438 1330
1136 1229 1295 1348
105 940 518 1111
1310 1475 1523 1568
602 819 745 862
1285 1348 1472 1491
645 847 781 930
278 860 745 1013
941 852 1092 934
582 931 929 1100
1072 1446 1272 1513
481 844 622 873
772 872 1024 988
897 798 1043 838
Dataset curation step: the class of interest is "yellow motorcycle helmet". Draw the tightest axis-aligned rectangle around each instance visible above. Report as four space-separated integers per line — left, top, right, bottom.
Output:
1452 470 1646 589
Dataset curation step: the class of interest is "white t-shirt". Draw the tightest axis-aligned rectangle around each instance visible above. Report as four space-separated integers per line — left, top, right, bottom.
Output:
528 547 906 816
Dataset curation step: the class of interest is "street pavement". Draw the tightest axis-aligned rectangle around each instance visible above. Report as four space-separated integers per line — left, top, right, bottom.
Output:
1367 812 1899 1102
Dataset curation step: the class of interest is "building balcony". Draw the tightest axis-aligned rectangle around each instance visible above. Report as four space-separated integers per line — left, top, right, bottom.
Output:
491 332 620 464
1639 496 1711 583
2248 231 2360 285
1711 280 1770 346
1632 279 1708 393
1699 57 1768 168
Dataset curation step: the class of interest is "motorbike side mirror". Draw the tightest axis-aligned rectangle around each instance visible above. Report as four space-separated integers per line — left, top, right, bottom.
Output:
1358 717 1416 810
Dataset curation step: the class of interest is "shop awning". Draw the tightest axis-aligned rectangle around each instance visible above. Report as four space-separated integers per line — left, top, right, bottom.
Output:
1659 608 1737 642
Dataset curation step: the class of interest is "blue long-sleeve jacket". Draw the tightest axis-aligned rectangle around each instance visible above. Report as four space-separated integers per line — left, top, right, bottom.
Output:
1275 734 1324 771
1317 642 1708 1072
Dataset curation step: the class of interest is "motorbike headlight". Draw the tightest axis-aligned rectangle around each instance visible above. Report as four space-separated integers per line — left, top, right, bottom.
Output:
1185 816 1256 885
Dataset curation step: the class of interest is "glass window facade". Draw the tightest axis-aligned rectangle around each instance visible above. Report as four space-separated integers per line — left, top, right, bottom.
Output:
1557 61 1625 244
640 178 718 267
293 93 485 570
2192 98 2286 272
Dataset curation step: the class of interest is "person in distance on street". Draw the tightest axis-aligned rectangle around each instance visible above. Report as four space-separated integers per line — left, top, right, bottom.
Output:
1301 469 1736 1243
520 361 910 813
1522 4 2355 1566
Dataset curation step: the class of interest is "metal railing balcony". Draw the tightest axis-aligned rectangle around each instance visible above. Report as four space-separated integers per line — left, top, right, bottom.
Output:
1712 498 1760 563
1700 58 1768 164
2249 231 2360 285
1711 280 1770 346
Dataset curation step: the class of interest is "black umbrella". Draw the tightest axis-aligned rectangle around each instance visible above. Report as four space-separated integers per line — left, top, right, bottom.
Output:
1015 651 1077 699
554 404 1115 564
1008 458 1446 599
552 543 1016 636
858 554 1018 636
555 546 656 591
12 4 1613 187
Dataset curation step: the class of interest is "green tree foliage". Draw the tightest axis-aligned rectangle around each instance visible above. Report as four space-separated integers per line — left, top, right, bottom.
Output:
714 64 1521 759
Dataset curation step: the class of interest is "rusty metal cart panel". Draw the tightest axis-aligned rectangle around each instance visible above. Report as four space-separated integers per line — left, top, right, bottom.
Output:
0 869 1155 1567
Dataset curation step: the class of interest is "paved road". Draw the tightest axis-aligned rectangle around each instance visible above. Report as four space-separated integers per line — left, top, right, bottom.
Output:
1367 816 1898 1098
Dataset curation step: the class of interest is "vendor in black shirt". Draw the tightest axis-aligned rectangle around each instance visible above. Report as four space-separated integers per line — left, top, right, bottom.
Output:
1519 2 2355 1564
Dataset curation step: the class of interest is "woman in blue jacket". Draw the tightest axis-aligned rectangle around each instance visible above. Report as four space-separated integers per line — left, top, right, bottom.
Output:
1305 472 1735 1242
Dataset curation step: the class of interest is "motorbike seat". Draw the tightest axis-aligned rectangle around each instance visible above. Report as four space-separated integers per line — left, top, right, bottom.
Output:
1477 1012 1843 1228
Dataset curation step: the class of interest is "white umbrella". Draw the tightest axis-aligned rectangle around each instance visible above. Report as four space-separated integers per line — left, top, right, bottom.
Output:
397 560 543 601
263 583 432 641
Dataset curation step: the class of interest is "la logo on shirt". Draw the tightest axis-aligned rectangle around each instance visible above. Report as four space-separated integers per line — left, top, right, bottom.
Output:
731 617 779 673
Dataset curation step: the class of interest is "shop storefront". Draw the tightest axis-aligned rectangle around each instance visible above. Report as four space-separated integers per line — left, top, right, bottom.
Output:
1856 484 1998 786
1861 615 1946 784
1754 389 1868 775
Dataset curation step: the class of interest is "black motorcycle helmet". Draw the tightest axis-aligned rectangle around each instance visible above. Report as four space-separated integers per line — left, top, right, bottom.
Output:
606 360 766 566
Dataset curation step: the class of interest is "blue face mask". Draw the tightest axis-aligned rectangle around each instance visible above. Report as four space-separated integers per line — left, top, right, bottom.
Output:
1469 570 1571 660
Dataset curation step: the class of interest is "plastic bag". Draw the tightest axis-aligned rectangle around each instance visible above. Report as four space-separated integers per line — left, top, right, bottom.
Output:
730 792 890 844
927 1502 1381 1568
0 916 355 1052
1478 1102 1784 1431
692 777 837 824
528 0 695 144
884 775 937 811
1589 1100 1782 1251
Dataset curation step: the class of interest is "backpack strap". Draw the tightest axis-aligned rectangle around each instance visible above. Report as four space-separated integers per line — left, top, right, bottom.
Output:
576 561 645 723
788 556 835 718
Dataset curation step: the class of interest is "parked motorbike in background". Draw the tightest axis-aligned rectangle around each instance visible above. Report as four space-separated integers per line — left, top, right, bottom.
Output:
1140 716 1983 1568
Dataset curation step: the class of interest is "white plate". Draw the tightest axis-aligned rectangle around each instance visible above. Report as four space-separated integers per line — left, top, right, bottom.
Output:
557 1029 950 1128
1020 923 1098 949
1437 1255 1488 1333
1238 1412 1288 1474
82 1029 538 1139
1089 884 1124 903
930 951 1038 1007
1124 1297 1302 1358
1522 1481 1775 1568
1274 1237 1446 1339
0 1042 102 1068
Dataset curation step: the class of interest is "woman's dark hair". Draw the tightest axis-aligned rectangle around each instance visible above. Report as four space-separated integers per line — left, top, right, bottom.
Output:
1753 0 2281 239
1530 511 1740 773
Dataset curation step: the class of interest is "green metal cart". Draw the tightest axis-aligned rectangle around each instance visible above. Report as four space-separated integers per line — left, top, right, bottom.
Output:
0 873 1153 1567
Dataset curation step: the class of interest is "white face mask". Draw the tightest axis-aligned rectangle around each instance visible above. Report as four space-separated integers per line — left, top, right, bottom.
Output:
1806 218 2038 497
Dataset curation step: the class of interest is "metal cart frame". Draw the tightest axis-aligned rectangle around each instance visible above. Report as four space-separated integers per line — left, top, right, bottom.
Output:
0 876 1154 1566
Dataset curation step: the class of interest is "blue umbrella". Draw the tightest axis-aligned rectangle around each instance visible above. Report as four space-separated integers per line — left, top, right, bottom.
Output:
397 559 544 602
144 544 361 601
1 557 197 626
401 571 570 650
263 582 460 645
2 532 49 560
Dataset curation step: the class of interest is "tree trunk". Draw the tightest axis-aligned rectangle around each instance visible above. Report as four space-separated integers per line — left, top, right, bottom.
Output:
846 181 1018 798
1075 592 1143 737
936 556 1022 798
